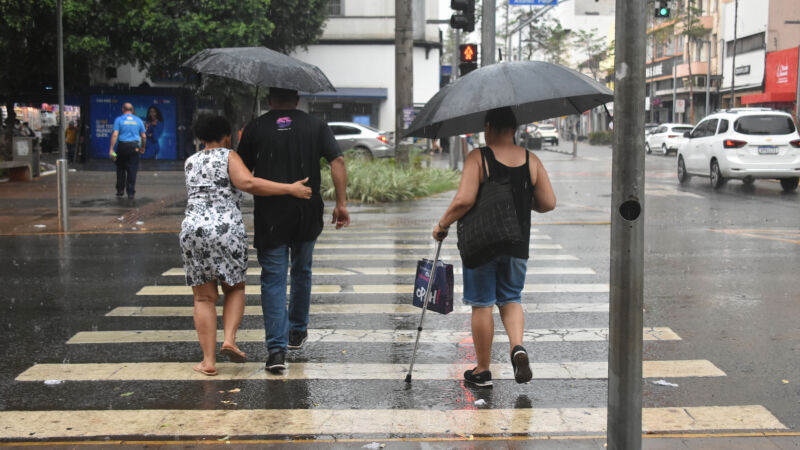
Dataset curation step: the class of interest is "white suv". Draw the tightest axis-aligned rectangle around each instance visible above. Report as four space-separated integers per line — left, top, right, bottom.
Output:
676 108 800 191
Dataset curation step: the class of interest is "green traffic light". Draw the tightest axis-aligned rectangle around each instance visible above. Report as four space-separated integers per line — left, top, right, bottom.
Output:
659 7 668 15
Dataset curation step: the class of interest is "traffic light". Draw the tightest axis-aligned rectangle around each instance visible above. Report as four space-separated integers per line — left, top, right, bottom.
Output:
450 0 475 32
655 0 670 18
459 43 478 76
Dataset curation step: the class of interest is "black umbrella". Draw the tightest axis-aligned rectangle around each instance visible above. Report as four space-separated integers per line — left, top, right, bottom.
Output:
182 47 335 93
405 61 613 138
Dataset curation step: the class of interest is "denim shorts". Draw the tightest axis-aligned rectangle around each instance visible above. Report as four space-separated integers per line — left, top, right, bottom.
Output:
462 255 527 307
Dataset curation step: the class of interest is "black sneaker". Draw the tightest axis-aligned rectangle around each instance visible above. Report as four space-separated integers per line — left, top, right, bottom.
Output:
265 351 286 373
115 192 124 197
463 368 492 387
288 330 308 349
511 345 532 384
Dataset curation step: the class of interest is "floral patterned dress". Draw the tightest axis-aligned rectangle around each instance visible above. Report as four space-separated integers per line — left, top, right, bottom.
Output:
180 147 248 287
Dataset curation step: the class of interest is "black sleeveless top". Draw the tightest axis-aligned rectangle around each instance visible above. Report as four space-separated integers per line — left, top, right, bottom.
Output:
480 146 534 260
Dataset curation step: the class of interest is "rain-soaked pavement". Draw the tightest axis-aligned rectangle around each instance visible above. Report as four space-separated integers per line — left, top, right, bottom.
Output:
1 143 799 447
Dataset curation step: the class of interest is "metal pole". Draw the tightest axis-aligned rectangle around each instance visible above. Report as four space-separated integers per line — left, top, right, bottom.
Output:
672 65 677 122
705 40 711 118
481 0 496 66
450 29 461 170
608 0 645 447
57 0 69 232
395 0 414 154
795 45 800 126
518 30 523 61
729 0 738 108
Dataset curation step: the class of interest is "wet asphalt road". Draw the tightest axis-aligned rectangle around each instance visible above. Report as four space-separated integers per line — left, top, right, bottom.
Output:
0 142 798 443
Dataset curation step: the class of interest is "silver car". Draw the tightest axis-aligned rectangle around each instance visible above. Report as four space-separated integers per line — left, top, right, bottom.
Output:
328 122 393 159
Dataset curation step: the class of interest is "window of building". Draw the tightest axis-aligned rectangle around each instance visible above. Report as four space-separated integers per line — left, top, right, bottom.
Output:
327 0 343 16
726 32 765 55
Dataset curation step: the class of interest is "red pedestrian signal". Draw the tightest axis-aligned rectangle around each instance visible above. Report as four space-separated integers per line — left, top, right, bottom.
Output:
460 44 478 63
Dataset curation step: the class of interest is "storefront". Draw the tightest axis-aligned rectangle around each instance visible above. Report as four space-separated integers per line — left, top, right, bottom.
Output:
741 47 798 118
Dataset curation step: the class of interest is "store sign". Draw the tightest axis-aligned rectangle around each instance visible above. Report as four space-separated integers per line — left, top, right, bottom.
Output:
646 59 674 80
766 47 798 92
89 94 178 160
734 65 751 76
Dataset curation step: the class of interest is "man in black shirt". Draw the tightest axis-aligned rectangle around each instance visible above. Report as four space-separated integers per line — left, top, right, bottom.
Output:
238 88 349 373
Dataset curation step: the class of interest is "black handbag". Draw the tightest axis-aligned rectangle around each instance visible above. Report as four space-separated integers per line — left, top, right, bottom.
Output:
457 147 524 268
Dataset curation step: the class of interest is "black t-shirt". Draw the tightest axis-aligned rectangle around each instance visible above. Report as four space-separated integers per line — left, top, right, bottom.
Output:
238 109 342 249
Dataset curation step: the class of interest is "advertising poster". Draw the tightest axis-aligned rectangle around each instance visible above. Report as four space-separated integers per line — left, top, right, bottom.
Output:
89 95 178 160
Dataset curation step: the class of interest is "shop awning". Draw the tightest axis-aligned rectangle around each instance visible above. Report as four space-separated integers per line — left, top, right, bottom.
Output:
302 88 388 99
741 91 796 105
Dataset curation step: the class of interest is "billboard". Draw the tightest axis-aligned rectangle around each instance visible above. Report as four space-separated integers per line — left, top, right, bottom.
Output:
89 94 178 160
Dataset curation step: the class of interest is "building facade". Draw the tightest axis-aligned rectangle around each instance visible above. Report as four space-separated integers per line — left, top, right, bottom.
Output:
292 0 442 133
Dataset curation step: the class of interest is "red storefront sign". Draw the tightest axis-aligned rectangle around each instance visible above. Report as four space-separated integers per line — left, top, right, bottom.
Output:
741 47 798 105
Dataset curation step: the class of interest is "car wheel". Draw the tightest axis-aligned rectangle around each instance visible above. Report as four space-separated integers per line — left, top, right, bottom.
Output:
710 159 726 189
780 177 799 192
661 144 668 155
677 156 690 184
646 143 652 154
346 146 373 160
555 139 559 146
742 176 755 186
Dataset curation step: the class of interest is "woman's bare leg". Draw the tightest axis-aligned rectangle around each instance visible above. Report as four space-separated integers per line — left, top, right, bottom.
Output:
220 281 246 355
499 302 525 352
192 281 219 372
471 306 494 373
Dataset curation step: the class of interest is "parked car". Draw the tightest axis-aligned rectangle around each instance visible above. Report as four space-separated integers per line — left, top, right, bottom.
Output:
328 122 393 158
676 108 800 191
645 122 659 138
646 123 694 155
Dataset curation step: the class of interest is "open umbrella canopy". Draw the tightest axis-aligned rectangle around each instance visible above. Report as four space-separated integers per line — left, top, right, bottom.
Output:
405 61 613 138
182 47 335 93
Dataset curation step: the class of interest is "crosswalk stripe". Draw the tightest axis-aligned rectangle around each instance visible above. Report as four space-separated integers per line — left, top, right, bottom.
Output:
251 228 540 235
312 235 553 242
16 360 724 381
66 327 680 344
303 254 581 261
106 303 610 317
252 244 564 250
136 283 610 296
0 406 785 438
160 267 597 277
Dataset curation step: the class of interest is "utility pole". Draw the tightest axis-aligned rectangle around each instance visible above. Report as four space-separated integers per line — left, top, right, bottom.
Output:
450 29 461 170
395 0 414 154
705 40 711 118
608 0 646 448
729 0 738 108
481 0 496 65
795 45 800 126
57 0 69 232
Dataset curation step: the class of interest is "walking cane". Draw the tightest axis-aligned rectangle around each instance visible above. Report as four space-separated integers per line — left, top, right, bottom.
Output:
405 234 445 383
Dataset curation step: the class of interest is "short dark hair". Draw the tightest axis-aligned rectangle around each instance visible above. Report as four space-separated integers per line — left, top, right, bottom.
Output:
484 107 517 133
192 115 232 142
269 87 299 103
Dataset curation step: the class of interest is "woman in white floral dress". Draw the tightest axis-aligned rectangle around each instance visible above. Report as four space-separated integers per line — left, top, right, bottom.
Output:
181 116 311 376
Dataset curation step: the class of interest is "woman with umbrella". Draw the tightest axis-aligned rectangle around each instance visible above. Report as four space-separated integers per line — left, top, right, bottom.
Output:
432 107 556 387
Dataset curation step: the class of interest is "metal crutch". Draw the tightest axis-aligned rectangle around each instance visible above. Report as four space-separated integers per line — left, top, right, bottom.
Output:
405 235 445 383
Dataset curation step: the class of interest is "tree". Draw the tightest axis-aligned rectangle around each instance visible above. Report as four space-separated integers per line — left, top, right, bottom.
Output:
572 29 608 80
676 0 709 123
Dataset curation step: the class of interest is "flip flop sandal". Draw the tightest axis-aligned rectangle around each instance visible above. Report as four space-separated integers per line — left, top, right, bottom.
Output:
220 347 247 363
193 365 218 376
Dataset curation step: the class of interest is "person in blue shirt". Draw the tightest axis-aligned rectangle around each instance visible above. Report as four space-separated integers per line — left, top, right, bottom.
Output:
108 103 146 199
145 105 164 159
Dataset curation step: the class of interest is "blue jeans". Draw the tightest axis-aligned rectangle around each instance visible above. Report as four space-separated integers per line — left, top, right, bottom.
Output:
257 240 316 353
462 255 527 307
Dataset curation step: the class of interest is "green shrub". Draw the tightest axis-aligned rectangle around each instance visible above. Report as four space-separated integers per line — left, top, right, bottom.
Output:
589 131 613 146
320 155 460 203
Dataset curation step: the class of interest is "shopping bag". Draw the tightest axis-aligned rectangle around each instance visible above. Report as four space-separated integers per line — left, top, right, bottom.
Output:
412 258 454 315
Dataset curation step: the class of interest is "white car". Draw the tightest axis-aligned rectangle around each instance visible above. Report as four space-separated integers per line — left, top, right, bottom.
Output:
328 122 393 158
676 108 800 191
646 123 694 155
533 124 559 145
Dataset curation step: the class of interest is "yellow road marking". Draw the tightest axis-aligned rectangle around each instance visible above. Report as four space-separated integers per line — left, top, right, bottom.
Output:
708 228 800 245
65 327 680 344
0 406 784 439
16 360 723 381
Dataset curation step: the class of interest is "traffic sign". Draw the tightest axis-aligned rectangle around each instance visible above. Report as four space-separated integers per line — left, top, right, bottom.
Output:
675 99 685 113
509 0 557 5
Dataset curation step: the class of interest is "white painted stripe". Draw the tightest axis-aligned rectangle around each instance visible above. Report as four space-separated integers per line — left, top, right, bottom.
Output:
136 283 609 296
161 267 596 277
307 254 580 261
252 244 564 250
66 327 680 344
251 228 540 236
106 303 610 317
16 360 724 381
313 235 553 242
0 406 785 438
